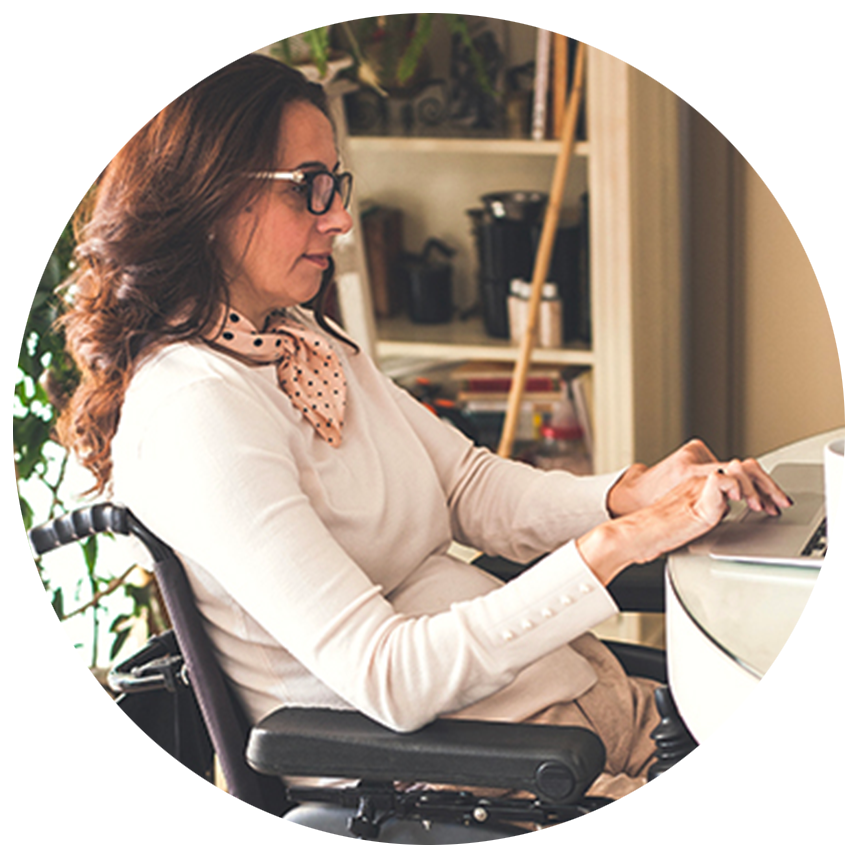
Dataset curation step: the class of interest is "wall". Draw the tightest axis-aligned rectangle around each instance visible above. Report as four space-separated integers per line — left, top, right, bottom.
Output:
685 104 850 456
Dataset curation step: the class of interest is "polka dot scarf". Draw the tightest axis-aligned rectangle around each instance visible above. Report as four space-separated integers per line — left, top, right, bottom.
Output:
210 309 347 447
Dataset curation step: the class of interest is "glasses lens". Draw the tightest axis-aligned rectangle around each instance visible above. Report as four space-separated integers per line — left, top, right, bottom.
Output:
306 171 353 214
310 172 336 214
338 173 353 209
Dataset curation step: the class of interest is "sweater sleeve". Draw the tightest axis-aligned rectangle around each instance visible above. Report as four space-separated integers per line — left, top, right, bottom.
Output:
386 377 624 563
117 370 617 733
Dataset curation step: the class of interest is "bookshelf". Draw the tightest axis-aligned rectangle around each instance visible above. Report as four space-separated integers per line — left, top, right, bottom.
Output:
332 21 597 460
348 136 594 366
375 314 594 367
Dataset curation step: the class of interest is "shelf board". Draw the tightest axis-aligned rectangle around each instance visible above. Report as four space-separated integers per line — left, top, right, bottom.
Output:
349 136 590 158
375 315 594 366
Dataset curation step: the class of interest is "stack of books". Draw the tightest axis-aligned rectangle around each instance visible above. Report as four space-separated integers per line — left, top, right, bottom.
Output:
449 362 594 461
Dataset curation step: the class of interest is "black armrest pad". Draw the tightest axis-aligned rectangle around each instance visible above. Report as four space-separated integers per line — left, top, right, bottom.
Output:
604 640 667 684
246 708 605 804
606 559 666 613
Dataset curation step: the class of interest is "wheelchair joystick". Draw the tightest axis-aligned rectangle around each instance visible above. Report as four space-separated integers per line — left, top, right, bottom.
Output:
648 685 698 780
650 686 700 763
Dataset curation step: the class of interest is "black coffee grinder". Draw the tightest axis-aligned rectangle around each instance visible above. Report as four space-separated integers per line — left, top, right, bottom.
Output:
468 190 591 345
467 192 547 339
400 238 456 324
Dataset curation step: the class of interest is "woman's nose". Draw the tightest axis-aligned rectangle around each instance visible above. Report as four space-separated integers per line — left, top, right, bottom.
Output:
317 192 353 235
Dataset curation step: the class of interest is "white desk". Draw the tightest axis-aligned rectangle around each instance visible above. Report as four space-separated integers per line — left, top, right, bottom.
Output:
665 428 843 743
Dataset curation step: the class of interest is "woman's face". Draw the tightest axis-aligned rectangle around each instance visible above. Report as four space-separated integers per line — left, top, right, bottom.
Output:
218 100 352 328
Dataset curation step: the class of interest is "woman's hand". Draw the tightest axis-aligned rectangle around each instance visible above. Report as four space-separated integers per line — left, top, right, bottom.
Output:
606 438 792 518
578 468 775 586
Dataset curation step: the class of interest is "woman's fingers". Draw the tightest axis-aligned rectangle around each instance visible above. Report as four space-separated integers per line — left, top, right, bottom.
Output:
701 457 792 516
741 457 793 511
646 475 731 557
689 470 734 526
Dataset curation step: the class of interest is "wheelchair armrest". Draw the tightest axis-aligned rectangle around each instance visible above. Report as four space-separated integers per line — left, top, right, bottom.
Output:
246 708 605 804
606 559 665 613
604 640 667 684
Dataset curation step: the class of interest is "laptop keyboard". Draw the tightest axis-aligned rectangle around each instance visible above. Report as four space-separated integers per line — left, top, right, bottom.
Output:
802 518 828 557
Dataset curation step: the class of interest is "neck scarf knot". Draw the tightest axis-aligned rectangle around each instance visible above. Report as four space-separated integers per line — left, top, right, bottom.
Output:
209 309 347 447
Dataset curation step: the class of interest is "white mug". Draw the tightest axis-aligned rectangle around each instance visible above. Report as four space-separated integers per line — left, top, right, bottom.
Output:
823 438 850 557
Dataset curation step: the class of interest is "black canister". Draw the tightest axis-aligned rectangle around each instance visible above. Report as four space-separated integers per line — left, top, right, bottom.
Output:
401 238 455 324
469 192 547 338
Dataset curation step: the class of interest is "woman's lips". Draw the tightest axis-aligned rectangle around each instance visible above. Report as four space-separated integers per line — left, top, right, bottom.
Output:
303 253 330 269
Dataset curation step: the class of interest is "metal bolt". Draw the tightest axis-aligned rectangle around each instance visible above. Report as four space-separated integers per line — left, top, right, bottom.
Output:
473 807 489 823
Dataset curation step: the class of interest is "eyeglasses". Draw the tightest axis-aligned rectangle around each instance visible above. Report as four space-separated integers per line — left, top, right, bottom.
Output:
250 168 353 216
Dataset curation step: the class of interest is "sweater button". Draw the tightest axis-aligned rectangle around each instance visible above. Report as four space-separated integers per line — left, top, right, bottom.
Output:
520 619 533 631
502 630 515 642
541 608 554 619
560 594 573 606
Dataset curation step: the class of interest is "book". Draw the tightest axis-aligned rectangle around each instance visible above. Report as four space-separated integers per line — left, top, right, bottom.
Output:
532 27 587 141
449 361 563 394
568 369 594 460
552 33 568 139
457 390 565 407
531 30 552 141
361 205 404 318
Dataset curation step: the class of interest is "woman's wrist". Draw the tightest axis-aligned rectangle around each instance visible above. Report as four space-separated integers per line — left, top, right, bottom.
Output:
576 521 632 586
605 463 647 518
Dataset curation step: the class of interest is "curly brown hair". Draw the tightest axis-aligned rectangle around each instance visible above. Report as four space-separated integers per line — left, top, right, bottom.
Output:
57 53 350 494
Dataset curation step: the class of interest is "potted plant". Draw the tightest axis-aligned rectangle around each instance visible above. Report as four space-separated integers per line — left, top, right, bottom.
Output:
271 14 498 108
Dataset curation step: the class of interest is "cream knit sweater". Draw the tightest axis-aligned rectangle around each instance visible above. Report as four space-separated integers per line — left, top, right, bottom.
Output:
112 310 622 732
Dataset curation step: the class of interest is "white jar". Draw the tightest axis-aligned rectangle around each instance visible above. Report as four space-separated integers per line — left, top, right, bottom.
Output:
538 282 562 348
508 278 531 345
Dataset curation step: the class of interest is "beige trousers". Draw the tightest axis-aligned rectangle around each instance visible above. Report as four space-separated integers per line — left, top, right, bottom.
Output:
419 632 661 804
524 632 661 799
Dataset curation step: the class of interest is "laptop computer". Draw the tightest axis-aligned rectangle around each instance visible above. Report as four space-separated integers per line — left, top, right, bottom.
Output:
690 462 827 568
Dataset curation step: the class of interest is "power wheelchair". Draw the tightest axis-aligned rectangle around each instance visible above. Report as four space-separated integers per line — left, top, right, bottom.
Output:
29 504 696 843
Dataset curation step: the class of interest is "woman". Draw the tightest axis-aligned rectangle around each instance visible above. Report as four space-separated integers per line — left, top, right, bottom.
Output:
58 53 789 798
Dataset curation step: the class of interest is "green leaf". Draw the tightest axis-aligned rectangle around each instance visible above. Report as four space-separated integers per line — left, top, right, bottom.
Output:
38 253 61 293
273 39 294 66
19 495 33 530
17 349 38 385
13 415 53 480
303 27 331 78
110 627 131 661
109 613 129 631
51 587 64 620
81 536 98 575
444 15 497 99
125 582 152 613
30 290 52 311
396 14 433 85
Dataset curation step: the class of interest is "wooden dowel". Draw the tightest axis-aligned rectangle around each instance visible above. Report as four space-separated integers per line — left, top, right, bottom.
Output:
497 40 586 459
